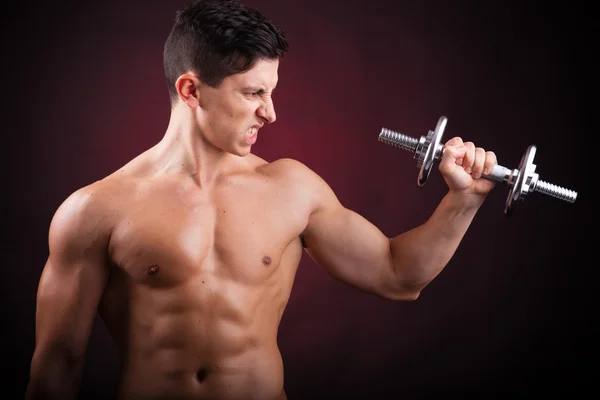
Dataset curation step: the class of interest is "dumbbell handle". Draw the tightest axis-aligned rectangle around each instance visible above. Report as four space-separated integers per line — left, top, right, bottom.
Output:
379 127 577 204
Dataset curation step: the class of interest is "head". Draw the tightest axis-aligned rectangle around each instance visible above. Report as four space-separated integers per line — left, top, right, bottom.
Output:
163 0 288 156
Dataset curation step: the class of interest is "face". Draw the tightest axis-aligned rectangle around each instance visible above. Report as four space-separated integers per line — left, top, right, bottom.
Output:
196 58 279 157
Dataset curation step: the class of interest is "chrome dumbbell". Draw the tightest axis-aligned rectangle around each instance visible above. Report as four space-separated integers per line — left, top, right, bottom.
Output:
378 116 578 216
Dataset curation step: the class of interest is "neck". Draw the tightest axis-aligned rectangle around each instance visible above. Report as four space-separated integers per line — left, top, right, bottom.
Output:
152 106 241 186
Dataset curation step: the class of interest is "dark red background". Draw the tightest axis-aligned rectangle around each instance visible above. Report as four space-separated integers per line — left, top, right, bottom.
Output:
3 0 592 398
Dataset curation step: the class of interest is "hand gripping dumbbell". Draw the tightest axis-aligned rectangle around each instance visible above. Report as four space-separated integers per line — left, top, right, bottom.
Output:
378 116 578 216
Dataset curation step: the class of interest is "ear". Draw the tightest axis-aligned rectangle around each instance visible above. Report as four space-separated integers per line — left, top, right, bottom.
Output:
175 73 201 108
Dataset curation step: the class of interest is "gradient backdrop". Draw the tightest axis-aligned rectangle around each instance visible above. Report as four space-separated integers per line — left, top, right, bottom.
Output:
3 0 592 398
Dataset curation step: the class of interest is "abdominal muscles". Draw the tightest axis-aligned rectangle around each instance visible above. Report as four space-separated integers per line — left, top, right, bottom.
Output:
99 257 293 400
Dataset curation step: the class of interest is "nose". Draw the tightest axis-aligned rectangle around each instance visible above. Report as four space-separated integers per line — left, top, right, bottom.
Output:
257 97 276 124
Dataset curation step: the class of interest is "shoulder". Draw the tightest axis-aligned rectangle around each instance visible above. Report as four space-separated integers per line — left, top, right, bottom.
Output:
259 157 325 186
49 179 118 245
258 157 340 208
48 148 154 249
55 173 127 217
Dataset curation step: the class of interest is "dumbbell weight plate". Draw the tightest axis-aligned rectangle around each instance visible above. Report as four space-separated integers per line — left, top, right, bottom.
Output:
417 116 447 187
504 144 537 216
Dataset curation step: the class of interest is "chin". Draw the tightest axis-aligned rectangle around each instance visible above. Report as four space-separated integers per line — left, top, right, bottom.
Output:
228 145 252 158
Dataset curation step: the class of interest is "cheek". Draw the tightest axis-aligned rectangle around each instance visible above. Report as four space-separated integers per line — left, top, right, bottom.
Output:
205 98 256 136
227 104 256 129
228 101 254 119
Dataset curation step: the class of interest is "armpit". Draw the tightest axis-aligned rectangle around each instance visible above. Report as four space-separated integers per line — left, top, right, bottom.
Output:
300 234 307 249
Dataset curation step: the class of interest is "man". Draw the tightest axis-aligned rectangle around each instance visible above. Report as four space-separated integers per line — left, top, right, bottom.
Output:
26 0 497 399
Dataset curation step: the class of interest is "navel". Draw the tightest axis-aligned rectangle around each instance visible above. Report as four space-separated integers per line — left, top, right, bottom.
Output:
146 264 160 275
262 256 272 266
196 367 207 382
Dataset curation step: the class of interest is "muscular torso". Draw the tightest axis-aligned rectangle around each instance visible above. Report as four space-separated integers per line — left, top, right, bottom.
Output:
96 154 309 399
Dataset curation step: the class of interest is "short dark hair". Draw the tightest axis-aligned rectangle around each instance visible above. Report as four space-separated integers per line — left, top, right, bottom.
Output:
163 0 289 105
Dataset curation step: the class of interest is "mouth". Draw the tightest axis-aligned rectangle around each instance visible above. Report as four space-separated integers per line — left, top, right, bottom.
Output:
246 126 259 145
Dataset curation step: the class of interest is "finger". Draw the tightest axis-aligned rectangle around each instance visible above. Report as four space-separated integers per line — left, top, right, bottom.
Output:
483 151 497 176
442 137 466 166
462 142 476 173
441 142 467 166
471 147 486 179
443 136 464 148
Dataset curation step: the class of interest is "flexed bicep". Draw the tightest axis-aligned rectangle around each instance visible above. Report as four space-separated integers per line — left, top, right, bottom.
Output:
301 176 399 299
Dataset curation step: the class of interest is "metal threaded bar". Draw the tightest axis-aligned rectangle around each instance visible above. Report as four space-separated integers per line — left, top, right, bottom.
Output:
379 128 418 153
535 180 578 203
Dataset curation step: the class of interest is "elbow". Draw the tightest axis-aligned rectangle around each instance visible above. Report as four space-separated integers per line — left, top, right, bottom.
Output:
378 274 423 301
398 288 421 301
382 261 424 301
381 286 422 301
385 241 429 301
27 346 84 399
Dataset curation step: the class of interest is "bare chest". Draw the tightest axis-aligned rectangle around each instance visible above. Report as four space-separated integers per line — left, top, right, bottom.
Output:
108 180 307 287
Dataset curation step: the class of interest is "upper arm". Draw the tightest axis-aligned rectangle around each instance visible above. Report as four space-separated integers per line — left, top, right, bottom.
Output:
33 187 112 363
295 163 398 299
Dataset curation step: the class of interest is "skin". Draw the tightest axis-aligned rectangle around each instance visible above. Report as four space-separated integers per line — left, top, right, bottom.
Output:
26 58 497 400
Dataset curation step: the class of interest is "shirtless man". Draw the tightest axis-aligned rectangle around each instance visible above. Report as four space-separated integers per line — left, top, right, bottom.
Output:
25 0 497 399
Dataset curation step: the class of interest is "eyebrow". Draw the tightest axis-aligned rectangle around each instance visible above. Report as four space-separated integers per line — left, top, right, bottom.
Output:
244 86 276 93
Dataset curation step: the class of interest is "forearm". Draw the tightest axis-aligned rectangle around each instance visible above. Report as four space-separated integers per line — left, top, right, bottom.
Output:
389 191 484 295
26 350 83 400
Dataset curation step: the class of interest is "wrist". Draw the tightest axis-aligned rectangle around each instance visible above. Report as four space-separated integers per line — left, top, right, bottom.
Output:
444 190 487 212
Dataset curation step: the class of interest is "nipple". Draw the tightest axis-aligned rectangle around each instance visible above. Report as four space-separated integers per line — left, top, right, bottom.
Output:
262 256 272 266
147 264 160 275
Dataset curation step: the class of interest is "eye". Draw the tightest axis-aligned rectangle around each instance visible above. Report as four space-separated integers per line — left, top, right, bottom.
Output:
245 89 269 99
